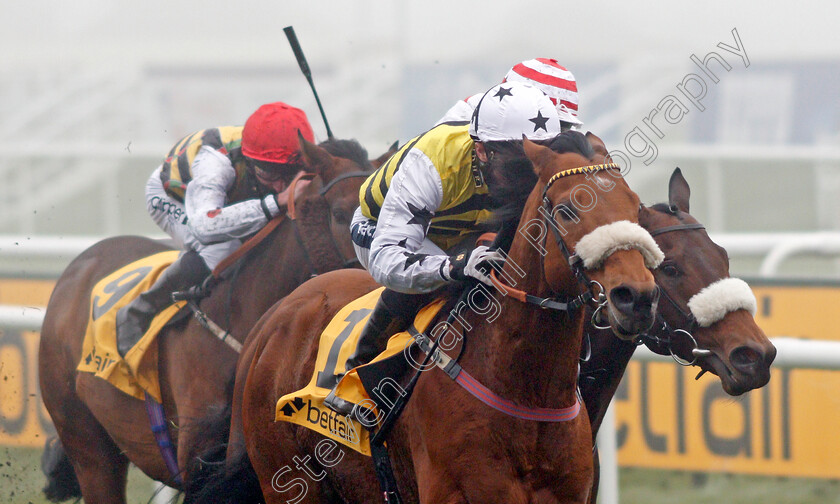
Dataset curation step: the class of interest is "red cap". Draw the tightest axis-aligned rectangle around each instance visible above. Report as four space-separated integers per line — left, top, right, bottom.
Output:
241 102 315 163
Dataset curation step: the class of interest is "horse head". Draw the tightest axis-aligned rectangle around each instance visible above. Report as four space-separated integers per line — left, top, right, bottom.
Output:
292 136 389 271
640 168 776 395
520 135 661 339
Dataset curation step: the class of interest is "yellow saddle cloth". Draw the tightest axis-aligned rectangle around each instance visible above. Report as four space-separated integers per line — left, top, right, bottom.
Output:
77 250 187 402
275 287 446 455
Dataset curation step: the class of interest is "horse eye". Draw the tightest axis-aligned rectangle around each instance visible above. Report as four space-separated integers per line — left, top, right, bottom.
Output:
555 203 577 222
660 263 680 277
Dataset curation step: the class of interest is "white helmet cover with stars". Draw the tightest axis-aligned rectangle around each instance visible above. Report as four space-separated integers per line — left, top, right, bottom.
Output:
469 81 562 143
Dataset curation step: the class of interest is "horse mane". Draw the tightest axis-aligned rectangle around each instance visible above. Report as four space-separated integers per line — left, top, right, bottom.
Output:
319 138 372 170
485 130 595 249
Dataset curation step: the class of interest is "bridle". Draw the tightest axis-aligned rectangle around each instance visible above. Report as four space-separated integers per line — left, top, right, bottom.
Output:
636 219 713 366
492 163 621 315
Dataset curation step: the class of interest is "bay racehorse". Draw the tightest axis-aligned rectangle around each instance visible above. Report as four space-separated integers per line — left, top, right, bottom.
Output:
580 167 776 503
237 134 663 503
38 136 392 503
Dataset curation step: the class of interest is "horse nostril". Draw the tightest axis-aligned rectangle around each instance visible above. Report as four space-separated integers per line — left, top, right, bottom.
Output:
609 286 637 314
636 287 658 312
730 345 763 373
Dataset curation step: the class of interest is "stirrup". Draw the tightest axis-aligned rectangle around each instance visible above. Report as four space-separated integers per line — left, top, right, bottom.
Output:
171 275 215 302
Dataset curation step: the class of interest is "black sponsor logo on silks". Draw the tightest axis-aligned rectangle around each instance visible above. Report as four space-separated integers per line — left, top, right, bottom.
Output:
149 196 188 225
406 202 433 227
350 219 377 248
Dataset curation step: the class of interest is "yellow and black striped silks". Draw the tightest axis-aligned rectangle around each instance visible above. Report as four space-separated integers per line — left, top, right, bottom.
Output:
359 122 494 251
159 126 250 202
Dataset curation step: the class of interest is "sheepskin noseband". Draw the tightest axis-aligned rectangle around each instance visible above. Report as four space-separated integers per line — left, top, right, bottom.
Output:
574 221 664 270
687 277 757 327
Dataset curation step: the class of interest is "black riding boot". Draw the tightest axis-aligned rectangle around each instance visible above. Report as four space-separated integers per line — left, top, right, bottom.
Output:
115 250 210 357
324 289 429 415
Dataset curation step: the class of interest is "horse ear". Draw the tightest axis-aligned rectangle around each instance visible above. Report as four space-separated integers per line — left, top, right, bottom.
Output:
668 167 690 213
372 140 399 169
298 132 338 181
522 137 554 177
585 131 612 162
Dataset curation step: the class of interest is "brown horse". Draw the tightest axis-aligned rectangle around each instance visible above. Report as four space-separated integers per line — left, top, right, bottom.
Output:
237 135 663 503
580 168 776 503
37 137 391 503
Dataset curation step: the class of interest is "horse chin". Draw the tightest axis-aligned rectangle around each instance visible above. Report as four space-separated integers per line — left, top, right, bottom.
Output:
700 353 770 396
606 305 654 341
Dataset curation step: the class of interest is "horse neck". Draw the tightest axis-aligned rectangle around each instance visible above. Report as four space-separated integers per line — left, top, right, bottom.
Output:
580 329 636 436
205 219 312 336
462 206 585 410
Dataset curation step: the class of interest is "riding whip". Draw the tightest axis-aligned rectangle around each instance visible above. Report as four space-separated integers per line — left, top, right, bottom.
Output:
284 26 334 140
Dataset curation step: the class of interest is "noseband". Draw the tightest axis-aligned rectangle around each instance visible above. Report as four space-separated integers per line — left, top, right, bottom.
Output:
638 220 712 366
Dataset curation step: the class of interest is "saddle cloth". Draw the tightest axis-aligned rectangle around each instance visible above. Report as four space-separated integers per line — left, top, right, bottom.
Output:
275 287 446 455
77 250 186 402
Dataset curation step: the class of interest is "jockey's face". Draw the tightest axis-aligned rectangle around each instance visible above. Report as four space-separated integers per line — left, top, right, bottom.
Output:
247 157 301 193
478 142 532 197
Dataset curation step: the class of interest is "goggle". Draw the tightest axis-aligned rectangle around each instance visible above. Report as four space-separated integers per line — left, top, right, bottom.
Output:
254 166 287 183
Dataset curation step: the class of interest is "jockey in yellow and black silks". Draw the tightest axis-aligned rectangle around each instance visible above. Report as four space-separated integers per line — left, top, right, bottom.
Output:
325 82 563 415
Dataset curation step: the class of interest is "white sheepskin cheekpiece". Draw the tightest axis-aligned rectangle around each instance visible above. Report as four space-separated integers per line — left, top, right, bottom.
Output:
574 220 664 270
687 277 757 327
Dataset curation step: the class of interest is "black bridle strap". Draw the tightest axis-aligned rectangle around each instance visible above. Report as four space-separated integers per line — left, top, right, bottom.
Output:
638 221 707 358
318 171 371 196
649 223 705 236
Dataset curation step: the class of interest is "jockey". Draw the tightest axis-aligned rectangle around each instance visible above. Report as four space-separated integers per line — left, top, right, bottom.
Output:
325 81 562 414
437 58 583 131
115 102 315 357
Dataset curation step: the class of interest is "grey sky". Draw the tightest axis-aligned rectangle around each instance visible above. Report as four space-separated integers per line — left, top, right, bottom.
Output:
4 0 838 69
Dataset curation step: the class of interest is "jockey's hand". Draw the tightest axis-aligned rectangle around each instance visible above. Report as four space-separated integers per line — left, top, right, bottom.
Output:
446 245 505 286
275 171 311 209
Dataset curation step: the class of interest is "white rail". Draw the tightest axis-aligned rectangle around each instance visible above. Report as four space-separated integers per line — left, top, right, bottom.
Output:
5 233 840 277
710 232 840 276
596 337 840 504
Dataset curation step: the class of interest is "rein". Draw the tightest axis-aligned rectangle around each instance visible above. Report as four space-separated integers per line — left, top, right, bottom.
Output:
184 171 370 352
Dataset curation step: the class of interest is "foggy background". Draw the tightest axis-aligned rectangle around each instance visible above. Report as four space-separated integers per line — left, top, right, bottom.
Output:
2 0 839 277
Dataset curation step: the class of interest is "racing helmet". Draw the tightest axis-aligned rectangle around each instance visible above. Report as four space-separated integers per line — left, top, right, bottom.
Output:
503 58 583 126
469 81 562 143
241 102 315 164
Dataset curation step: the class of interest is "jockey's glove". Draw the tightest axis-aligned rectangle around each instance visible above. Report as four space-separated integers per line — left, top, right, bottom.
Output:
445 245 505 286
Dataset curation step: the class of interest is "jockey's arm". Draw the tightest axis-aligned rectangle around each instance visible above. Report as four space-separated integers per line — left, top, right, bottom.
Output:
367 150 451 294
185 146 282 245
